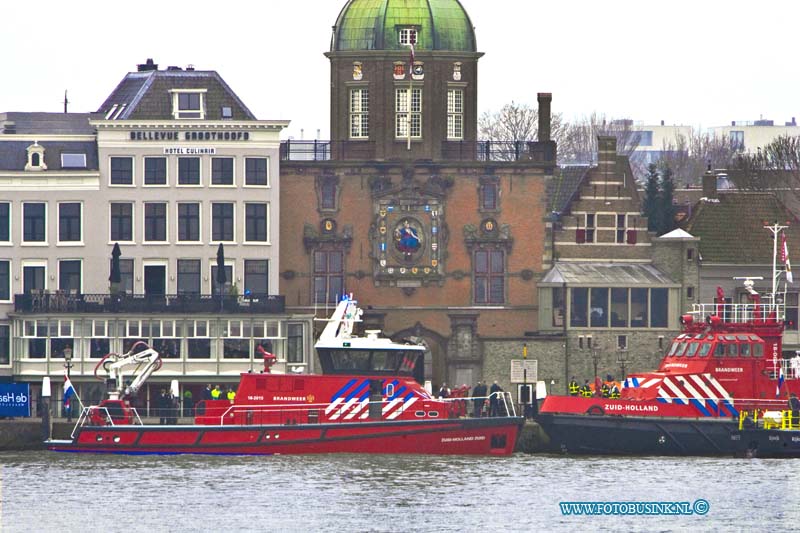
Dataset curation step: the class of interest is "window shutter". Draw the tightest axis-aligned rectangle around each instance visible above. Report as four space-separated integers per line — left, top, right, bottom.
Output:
576 229 586 244
627 229 637 245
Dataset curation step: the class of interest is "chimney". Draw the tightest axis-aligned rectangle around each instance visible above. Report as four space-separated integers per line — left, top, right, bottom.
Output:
702 166 717 199
2 121 16 134
137 58 158 72
537 93 552 142
660 120 665 126
595 136 617 182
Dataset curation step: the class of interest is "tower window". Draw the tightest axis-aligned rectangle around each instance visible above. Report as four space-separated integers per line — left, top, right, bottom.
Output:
398 28 417 46
350 88 369 139
395 88 422 139
447 89 463 140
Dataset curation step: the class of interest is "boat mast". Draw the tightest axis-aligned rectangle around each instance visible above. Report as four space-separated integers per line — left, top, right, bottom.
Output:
764 222 788 314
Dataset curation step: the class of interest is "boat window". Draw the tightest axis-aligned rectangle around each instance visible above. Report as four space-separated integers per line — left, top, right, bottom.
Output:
686 342 699 357
737 335 750 341
415 411 425 418
725 343 739 357
399 351 420 373
724 335 737 341
668 342 680 356
428 411 440 418
740 343 751 357
754 344 764 357
694 334 705 340
675 342 688 356
750 335 760 341
698 343 712 357
330 350 370 371
714 343 724 357
372 351 404 371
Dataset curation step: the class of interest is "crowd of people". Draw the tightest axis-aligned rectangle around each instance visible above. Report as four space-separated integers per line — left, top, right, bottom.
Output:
568 375 621 399
436 380 507 417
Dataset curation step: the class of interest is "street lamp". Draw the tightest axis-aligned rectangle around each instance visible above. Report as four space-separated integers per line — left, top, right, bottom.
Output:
63 347 73 422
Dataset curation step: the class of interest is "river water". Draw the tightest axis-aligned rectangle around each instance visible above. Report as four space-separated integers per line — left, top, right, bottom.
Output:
1 451 798 532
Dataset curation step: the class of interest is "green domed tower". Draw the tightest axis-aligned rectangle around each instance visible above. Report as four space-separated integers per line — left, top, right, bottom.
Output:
327 0 483 160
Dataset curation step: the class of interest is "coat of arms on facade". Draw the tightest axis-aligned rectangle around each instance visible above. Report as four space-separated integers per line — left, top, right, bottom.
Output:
411 62 425 81
370 175 450 286
352 62 363 81
393 62 406 80
452 62 462 81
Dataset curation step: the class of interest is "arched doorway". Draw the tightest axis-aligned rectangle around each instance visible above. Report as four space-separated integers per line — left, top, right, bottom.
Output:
392 324 447 388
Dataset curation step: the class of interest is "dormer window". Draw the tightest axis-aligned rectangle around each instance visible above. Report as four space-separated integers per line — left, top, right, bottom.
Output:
399 27 418 46
171 89 206 119
25 142 47 171
221 106 233 120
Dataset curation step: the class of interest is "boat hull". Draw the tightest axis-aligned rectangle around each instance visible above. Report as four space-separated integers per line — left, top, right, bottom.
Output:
538 413 800 457
48 417 523 456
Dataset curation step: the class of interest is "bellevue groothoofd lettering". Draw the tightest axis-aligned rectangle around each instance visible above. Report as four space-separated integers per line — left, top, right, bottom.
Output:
130 131 251 141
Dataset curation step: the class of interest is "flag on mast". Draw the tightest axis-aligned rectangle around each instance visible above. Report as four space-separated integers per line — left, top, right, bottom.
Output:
776 365 785 398
782 232 793 283
63 375 76 409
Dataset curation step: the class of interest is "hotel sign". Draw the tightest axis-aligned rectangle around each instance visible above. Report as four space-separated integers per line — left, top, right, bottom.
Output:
163 147 217 155
130 131 251 141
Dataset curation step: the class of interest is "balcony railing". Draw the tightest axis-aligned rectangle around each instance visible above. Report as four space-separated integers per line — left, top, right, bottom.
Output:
279 140 557 163
13 293 286 315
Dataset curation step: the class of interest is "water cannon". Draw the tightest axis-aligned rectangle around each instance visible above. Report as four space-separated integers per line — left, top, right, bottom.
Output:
257 345 277 373
680 314 694 326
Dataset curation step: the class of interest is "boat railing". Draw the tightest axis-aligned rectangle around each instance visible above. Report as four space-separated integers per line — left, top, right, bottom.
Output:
689 300 784 323
436 392 517 418
738 409 800 431
71 406 144 438
210 393 518 426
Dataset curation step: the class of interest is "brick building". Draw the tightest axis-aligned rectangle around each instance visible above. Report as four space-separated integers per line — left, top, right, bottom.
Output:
532 137 694 391
280 0 556 391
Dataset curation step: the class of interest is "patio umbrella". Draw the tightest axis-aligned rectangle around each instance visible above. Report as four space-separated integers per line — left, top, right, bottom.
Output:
216 242 227 291
109 242 122 285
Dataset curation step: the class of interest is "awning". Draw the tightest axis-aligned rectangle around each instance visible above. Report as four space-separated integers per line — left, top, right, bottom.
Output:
540 262 679 287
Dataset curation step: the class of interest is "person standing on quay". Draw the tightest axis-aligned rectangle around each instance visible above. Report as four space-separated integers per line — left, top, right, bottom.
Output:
489 381 503 416
472 380 487 417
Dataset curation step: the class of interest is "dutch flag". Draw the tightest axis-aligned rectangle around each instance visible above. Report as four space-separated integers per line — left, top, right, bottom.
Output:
63 375 76 408
777 366 785 398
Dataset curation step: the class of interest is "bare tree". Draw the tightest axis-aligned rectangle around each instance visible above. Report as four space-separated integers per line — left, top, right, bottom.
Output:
729 135 800 207
558 113 640 166
655 132 739 186
478 101 567 160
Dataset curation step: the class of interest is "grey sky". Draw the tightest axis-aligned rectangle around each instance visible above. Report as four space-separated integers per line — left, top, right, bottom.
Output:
3 0 798 139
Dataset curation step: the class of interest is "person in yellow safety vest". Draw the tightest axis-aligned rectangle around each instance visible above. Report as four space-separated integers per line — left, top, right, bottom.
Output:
579 380 593 398
609 383 621 399
227 387 236 402
210 385 221 400
600 382 610 398
568 377 579 396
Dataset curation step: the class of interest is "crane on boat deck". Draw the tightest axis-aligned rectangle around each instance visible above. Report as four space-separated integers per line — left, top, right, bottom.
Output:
94 341 163 401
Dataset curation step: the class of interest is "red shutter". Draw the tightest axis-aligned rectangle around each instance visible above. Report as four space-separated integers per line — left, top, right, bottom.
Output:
576 229 586 244
627 229 637 245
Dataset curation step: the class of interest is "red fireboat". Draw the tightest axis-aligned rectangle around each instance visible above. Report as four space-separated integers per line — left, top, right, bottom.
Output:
537 223 800 457
47 296 522 456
